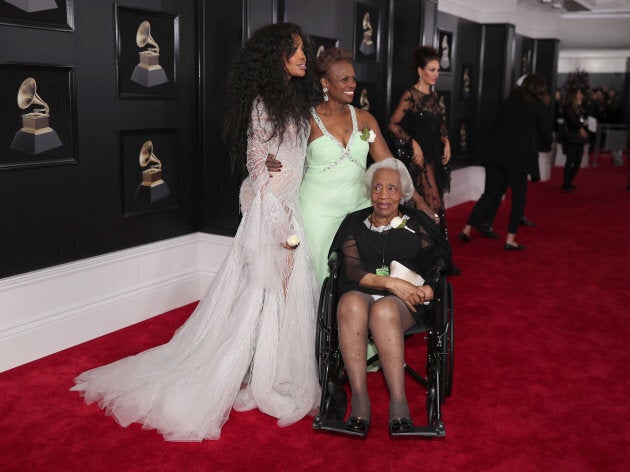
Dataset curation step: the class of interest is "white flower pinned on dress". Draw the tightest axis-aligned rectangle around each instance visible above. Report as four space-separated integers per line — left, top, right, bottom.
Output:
390 216 415 233
286 234 300 247
360 128 376 143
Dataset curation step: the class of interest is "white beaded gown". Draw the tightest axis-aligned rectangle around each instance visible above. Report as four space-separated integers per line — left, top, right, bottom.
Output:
71 99 321 441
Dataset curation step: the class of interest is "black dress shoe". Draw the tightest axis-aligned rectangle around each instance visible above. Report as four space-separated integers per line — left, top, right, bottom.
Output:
504 243 526 251
346 416 370 436
478 224 499 239
562 185 573 192
457 232 471 243
520 216 537 227
389 417 413 434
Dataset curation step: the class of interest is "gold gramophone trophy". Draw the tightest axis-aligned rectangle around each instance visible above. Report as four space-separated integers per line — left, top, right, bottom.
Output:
130 21 169 87
134 140 170 203
10 77 62 155
4 0 58 13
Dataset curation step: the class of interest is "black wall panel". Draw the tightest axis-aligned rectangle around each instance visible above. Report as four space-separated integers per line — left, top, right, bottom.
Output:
535 39 559 93
475 24 514 160
0 0 198 278
0 0 564 279
197 0 244 235
389 0 423 125
434 11 482 167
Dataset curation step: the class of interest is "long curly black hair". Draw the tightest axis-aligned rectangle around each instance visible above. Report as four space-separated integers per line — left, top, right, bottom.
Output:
223 23 315 174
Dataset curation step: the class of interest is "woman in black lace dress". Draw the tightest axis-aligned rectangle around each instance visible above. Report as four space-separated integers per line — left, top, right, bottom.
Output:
389 46 451 226
389 46 457 272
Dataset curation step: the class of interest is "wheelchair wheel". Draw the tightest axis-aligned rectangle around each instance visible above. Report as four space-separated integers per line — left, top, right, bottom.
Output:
444 282 454 398
316 276 333 386
320 351 348 421
433 279 449 405
425 355 445 435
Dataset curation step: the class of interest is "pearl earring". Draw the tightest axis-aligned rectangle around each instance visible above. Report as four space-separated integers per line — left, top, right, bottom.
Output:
322 87 329 102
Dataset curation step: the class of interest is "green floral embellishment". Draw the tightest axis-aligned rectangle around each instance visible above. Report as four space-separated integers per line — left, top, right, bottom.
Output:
360 128 376 143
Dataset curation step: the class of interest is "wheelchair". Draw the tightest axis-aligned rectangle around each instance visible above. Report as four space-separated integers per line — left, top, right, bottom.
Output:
312 252 454 437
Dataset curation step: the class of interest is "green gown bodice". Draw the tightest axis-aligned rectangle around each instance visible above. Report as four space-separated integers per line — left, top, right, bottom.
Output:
299 104 371 282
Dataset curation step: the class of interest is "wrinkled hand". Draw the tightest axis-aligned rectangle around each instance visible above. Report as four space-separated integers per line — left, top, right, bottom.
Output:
265 154 282 176
387 278 433 312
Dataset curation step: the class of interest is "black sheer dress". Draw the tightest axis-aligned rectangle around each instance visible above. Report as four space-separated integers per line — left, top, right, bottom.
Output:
329 206 451 324
390 88 449 216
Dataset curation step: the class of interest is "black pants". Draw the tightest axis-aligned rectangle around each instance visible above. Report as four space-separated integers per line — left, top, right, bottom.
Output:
563 144 583 188
467 165 528 235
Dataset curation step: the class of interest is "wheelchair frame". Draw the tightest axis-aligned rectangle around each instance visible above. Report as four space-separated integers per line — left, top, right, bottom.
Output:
312 253 454 437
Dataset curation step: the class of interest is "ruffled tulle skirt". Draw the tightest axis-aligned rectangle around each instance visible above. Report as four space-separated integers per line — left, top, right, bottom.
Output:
71 192 321 441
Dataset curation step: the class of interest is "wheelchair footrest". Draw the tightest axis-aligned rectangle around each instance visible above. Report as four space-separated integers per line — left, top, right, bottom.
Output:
312 417 368 438
391 424 446 437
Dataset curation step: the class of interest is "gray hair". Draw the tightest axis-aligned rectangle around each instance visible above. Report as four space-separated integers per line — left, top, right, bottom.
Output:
364 158 414 203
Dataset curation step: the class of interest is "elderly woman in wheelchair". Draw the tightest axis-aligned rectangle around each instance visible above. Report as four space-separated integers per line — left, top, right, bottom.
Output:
315 158 452 437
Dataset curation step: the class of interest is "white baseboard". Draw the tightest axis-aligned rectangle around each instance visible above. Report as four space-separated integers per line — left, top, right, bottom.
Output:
0 233 233 373
444 165 485 208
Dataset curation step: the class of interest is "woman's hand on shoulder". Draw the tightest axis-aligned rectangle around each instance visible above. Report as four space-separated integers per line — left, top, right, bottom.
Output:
265 154 282 175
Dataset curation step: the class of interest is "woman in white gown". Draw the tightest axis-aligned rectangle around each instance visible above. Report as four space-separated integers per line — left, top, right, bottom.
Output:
71 23 320 442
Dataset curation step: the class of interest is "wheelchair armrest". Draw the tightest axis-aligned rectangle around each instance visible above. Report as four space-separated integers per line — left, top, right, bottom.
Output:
432 256 447 275
327 250 343 274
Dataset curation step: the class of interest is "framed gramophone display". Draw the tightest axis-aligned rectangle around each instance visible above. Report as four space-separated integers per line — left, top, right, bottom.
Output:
0 62 77 170
352 81 377 116
310 35 338 58
0 0 73 31
120 128 179 218
115 4 179 99
353 2 380 63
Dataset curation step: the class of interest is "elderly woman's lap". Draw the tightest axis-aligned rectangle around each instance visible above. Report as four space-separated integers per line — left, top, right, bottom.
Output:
338 291 416 333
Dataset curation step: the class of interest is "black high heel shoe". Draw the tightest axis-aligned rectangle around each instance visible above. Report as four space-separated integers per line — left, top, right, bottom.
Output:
346 416 370 436
389 417 413 435
504 243 526 251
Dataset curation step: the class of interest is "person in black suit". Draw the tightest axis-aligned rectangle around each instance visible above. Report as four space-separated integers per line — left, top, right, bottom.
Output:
458 74 552 250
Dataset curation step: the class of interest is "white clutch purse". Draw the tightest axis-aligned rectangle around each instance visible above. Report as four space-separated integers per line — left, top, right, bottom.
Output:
389 260 424 286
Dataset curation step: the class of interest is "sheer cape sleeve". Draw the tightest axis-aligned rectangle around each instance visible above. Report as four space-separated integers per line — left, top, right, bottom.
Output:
329 205 452 292
239 98 303 246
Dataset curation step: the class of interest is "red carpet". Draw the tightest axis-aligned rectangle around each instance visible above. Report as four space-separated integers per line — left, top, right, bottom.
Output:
1 159 629 472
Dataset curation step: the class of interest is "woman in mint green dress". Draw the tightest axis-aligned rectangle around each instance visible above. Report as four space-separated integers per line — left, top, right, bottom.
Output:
267 48 433 281
301 48 431 281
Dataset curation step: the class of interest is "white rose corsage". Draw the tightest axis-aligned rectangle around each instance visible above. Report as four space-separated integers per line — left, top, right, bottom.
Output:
390 216 415 233
286 234 300 247
360 128 376 143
